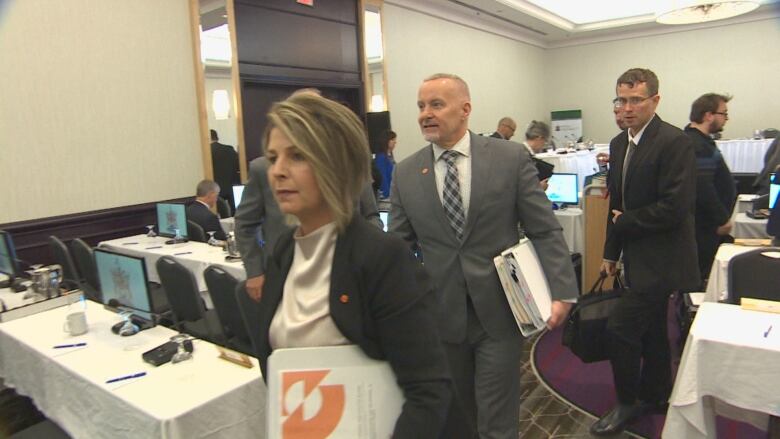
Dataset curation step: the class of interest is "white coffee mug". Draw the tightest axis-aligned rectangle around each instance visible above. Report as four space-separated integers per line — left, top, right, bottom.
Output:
63 311 88 336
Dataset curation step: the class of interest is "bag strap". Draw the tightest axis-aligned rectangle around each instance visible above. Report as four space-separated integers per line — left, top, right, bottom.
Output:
589 270 624 295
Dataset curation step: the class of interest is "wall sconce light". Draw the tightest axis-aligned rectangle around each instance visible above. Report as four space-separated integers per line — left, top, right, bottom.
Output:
212 89 230 120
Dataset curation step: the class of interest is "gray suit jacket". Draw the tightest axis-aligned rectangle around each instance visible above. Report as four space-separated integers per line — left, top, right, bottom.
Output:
389 132 578 343
235 157 382 278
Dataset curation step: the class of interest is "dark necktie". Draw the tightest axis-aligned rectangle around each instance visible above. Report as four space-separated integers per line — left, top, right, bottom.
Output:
622 139 637 207
441 150 466 240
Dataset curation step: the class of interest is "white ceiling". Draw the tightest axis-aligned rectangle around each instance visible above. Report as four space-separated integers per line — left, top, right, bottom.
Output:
387 0 780 48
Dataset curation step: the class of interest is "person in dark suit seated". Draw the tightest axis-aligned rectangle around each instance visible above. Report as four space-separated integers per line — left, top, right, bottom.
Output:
257 92 452 437
210 129 240 211
489 116 516 140
186 180 226 241
684 93 737 285
594 68 699 436
522 120 553 189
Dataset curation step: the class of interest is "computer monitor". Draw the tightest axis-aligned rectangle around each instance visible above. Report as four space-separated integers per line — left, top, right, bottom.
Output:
233 184 245 208
156 203 188 238
379 211 389 232
769 172 778 210
0 230 19 281
94 248 154 322
545 173 579 206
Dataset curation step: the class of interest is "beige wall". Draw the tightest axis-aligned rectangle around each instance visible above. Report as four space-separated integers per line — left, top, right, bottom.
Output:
383 3 547 160
0 0 202 224
544 18 780 143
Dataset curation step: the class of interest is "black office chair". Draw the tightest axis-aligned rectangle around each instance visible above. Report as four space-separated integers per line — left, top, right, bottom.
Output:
217 197 232 219
48 236 82 292
204 266 254 356
235 280 263 359
155 256 223 344
68 238 101 302
727 247 780 304
186 220 207 243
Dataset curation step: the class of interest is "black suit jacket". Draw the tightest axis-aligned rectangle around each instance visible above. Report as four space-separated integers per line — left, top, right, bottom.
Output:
210 142 240 204
489 131 503 139
186 202 226 240
258 217 451 438
604 115 699 293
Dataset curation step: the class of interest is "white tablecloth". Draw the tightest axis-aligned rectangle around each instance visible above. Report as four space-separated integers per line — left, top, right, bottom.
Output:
733 213 770 239
99 235 246 293
716 139 773 174
0 302 265 439
536 150 600 191
703 244 756 302
554 208 583 254
0 286 41 312
733 194 760 219
664 302 780 439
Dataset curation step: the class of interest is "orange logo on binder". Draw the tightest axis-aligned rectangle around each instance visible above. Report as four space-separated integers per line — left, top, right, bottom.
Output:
281 370 345 438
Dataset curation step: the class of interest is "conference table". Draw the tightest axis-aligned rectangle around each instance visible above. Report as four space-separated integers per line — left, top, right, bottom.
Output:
715 138 773 174
554 207 584 255
99 235 246 293
732 212 770 239
703 243 764 303
0 300 265 439
663 302 780 439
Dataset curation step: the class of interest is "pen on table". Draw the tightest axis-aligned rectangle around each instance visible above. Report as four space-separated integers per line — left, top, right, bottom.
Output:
53 342 87 349
145 245 163 250
122 242 139 245
174 251 192 256
105 372 147 384
764 325 773 338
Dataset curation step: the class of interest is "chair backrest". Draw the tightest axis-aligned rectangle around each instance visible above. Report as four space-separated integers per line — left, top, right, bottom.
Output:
217 196 232 219
68 238 101 301
155 256 205 322
48 236 82 289
203 265 249 341
234 280 263 357
727 247 780 304
186 220 207 243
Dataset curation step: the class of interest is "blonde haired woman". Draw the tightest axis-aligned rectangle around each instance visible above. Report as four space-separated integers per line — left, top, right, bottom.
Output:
256 93 451 437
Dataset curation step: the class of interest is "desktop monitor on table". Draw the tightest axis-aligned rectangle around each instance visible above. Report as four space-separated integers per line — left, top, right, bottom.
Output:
232 184 245 208
156 203 188 238
0 231 20 287
94 248 155 323
379 211 389 232
545 173 579 206
770 172 778 210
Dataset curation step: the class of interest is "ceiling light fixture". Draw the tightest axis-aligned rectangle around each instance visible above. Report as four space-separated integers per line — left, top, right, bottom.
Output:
656 0 760 24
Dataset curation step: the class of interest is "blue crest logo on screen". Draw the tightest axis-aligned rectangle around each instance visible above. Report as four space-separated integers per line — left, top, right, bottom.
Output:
110 260 133 304
165 208 179 233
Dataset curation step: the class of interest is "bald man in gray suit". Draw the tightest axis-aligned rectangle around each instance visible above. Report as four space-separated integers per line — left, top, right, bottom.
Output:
390 73 578 438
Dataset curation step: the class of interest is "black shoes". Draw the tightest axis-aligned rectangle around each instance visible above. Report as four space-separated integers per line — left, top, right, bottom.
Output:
589 403 643 436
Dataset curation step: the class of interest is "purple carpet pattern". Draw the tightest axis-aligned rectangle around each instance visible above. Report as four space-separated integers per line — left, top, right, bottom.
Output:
532 304 767 439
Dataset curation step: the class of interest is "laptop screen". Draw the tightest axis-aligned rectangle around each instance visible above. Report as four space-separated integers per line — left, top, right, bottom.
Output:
545 173 579 205
770 172 778 210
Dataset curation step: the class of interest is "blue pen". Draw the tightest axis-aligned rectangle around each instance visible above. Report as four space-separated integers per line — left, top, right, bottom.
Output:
53 342 87 349
105 372 147 384
145 245 163 250
764 325 773 338
174 251 192 256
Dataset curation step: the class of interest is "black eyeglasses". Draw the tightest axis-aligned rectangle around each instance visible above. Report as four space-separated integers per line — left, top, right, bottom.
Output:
713 111 729 118
612 95 656 109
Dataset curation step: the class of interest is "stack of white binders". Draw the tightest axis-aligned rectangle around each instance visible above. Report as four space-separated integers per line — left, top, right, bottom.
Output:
493 238 552 336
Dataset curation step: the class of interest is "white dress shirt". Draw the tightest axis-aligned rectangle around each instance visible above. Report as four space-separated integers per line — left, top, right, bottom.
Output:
432 131 472 218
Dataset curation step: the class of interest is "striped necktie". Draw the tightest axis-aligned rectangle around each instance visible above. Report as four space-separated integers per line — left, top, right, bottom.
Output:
441 150 466 240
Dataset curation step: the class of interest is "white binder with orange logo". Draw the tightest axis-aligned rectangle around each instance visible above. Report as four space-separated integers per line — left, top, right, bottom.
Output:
267 344 404 439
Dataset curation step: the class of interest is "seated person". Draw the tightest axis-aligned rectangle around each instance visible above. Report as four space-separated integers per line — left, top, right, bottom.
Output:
186 180 227 240
753 136 780 195
258 93 452 436
523 120 553 190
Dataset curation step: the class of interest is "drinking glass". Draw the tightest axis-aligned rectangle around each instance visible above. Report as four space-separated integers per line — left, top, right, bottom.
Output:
170 334 193 363
207 231 218 246
146 225 157 237
118 310 140 336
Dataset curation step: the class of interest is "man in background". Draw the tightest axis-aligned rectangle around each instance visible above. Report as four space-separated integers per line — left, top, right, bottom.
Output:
684 93 736 284
523 120 553 189
595 68 698 436
391 73 577 438
489 117 516 140
186 180 226 240
210 129 240 212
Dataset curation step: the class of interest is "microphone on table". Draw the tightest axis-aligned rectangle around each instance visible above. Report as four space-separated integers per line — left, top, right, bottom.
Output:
106 299 156 336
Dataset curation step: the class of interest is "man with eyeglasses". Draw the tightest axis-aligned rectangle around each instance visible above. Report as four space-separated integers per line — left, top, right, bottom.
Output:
593 68 699 436
684 93 737 285
489 116 517 140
